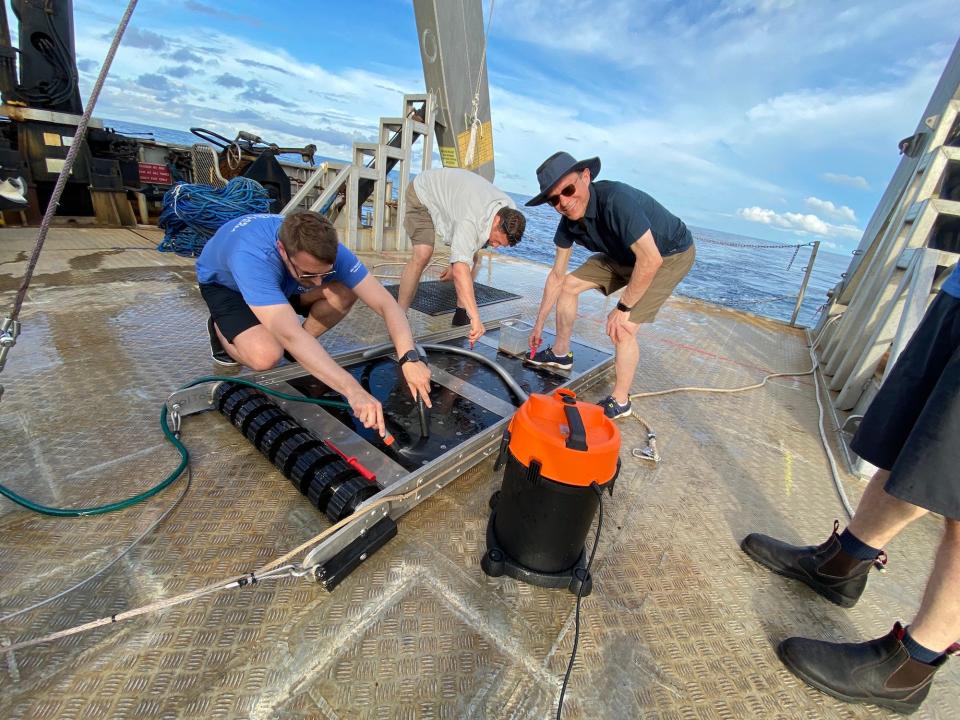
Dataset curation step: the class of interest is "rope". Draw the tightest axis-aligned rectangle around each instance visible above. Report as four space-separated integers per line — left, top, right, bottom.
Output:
463 0 494 167
1 485 422 654
156 177 271 257
625 314 856 519
628 368 813 401
0 462 193 623
8 0 139 322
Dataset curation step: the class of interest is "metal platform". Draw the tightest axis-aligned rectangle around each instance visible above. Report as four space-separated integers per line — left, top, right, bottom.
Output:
0 227 956 719
383 279 522 315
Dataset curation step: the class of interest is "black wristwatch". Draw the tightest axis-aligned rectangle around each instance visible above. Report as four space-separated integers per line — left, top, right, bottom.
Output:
398 349 423 367
616 301 633 313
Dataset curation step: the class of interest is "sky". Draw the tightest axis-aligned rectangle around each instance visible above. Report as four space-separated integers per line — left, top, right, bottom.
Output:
66 0 959 252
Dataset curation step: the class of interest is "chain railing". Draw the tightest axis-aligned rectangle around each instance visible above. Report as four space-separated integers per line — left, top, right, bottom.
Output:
694 237 822 327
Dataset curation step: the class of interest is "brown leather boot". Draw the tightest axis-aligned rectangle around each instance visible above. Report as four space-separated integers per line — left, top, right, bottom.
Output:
778 622 950 715
740 521 885 607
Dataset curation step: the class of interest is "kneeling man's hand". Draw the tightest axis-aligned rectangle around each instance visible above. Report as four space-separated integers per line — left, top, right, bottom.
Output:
402 361 433 408
346 388 386 438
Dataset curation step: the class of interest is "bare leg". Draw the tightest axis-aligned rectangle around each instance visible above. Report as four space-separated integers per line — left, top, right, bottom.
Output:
398 244 434 311
611 321 641 405
847 469 928 548
300 282 357 337
219 324 283 371
908 518 960 652
553 275 597 356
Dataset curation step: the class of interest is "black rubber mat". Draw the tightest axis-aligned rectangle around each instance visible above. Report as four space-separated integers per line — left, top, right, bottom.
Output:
383 280 521 316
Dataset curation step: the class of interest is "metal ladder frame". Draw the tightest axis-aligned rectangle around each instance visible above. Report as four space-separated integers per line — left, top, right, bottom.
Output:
281 93 438 253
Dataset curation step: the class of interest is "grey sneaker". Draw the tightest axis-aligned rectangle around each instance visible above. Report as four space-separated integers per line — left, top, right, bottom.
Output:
526 346 573 370
207 317 238 367
599 395 632 419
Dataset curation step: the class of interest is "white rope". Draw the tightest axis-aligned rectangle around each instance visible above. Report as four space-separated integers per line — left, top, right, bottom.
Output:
1 486 422 654
624 319 855 519
463 0 495 168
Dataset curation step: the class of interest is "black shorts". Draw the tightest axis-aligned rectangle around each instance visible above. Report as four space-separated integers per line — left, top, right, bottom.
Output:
199 283 306 343
850 291 960 519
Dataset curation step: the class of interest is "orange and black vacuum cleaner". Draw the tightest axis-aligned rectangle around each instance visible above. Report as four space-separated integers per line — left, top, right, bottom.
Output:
482 389 620 596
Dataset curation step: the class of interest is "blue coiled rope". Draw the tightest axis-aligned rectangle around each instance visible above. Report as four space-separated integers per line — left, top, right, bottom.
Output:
157 177 272 257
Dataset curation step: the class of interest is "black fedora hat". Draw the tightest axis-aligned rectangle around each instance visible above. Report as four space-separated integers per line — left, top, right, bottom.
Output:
525 151 600 207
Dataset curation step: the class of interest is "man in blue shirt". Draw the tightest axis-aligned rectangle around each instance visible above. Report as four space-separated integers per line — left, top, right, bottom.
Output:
524 151 695 419
196 211 432 437
741 261 960 714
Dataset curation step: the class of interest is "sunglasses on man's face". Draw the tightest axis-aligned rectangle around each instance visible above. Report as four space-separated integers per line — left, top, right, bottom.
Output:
547 174 582 207
291 262 335 281
278 240 334 280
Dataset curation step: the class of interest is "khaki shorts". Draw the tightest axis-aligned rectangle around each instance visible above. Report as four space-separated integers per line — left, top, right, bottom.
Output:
403 183 437 247
570 244 696 323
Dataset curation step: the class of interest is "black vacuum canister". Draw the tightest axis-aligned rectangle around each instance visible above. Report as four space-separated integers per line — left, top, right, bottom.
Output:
482 389 620 595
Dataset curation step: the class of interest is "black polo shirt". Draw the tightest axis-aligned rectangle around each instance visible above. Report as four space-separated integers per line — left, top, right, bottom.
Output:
553 180 693 265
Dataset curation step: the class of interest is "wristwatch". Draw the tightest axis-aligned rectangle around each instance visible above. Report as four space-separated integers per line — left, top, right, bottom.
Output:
398 349 423 367
616 301 633 313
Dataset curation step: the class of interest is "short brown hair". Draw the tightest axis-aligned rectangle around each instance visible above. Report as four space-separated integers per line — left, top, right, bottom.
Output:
278 211 339 262
497 207 525 246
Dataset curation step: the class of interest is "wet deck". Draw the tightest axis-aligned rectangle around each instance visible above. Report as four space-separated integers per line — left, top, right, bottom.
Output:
0 226 956 719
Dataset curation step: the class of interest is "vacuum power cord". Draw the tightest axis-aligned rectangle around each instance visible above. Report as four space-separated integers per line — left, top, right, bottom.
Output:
556 481 604 719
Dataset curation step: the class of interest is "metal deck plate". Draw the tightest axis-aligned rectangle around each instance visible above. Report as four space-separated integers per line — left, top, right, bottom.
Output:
0 229 956 719
383 280 521 315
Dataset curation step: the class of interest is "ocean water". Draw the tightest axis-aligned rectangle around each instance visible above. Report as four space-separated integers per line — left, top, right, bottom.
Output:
110 119 851 328
499 193 851 328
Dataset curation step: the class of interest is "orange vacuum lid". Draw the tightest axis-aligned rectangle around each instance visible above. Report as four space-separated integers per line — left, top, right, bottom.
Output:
507 389 620 486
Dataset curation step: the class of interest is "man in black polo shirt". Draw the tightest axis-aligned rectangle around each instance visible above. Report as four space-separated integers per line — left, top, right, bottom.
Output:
525 151 695 419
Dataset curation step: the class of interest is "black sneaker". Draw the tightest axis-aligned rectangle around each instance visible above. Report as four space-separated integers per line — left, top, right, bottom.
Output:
526 346 573 370
452 307 470 326
207 317 238 367
598 395 632 419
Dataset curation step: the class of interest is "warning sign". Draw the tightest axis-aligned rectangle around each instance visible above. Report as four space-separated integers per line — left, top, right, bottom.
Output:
455 121 494 170
138 162 173 185
439 146 459 168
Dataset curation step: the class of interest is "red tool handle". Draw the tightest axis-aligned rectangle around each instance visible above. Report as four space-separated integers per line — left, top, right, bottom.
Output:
325 439 377 483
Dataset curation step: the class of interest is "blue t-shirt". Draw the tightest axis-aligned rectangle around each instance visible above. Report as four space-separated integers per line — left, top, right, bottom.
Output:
943 263 960 299
554 181 693 265
196 214 368 306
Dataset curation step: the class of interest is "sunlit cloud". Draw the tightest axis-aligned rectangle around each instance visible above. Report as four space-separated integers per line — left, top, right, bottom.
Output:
738 206 862 239
805 197 857 222
822 172 870 189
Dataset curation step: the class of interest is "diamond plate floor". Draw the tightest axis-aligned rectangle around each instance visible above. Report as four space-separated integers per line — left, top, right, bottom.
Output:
383 280 521 316
0 227 956 719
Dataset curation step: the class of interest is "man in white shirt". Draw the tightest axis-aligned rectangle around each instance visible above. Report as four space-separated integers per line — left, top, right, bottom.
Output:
397 168 526 344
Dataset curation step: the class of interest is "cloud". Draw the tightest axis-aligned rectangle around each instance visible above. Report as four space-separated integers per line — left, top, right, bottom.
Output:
117 27 167 51
805 196 857 222
162 65 195 79
738 206 862 239
822 172 870 189
169 48 205 64
241 58 288 75
184 1 262 27
239 81 295 108
77 59 97 73
137 73 172 92
214 73 245 88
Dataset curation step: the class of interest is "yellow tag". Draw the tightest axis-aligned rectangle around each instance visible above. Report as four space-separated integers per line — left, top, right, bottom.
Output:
455 121 494 169
438 146 459 167
43 132 62 147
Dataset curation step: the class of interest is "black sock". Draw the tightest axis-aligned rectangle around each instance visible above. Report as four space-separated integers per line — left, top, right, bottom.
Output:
902 627 943 664
838 528 881 560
